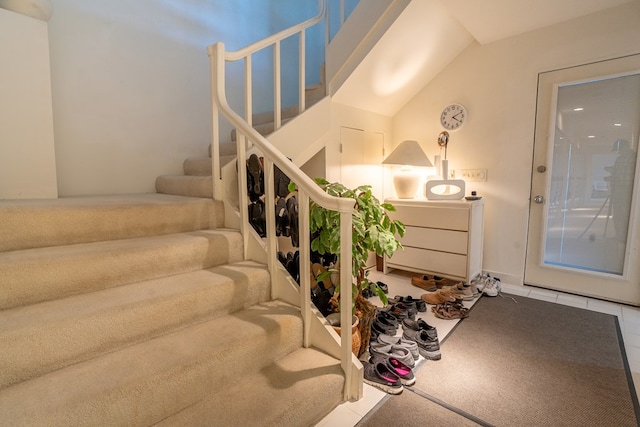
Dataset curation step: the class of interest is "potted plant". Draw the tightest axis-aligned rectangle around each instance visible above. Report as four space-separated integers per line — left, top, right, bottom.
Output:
307 179 405 356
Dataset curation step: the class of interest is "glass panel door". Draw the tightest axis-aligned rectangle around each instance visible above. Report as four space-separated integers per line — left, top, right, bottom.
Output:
525 54 640 306
544 74 639 275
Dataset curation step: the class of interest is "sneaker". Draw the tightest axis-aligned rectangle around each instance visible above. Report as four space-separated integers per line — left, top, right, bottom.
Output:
390 295 427 312
370 355 415 386
371 315 397 336
401 318 439 341
383 303 416 321
482 276 502 297
403 329 441 360
376 334 420 361
471 273 491 292
369 342 415 368
453 282 474 301
363 361 403 394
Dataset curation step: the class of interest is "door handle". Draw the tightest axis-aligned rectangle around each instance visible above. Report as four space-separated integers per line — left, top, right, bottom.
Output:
533 195 544 204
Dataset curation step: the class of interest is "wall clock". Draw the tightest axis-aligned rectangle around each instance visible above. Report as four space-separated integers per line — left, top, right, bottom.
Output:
440 103 467 130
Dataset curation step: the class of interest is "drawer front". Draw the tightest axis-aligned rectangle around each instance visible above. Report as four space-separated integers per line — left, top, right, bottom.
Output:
388 246 467 278
399 226 468 254
391 205 469 231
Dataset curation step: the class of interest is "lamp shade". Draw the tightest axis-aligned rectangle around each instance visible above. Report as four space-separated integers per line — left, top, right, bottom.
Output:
382 140 433 167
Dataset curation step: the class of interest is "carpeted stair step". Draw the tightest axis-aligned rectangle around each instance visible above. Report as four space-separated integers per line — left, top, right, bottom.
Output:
155 175 213 198
208 142 237 158
0 261 270 390
0 194 223 252
183 155 236 176
0 300 311 426
157 347 344 426
0 229 244 310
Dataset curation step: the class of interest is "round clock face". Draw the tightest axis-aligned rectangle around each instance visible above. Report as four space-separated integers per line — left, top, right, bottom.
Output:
440 104 467 130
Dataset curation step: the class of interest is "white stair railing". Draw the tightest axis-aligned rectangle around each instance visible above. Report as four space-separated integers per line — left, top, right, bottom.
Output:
207 0 362 401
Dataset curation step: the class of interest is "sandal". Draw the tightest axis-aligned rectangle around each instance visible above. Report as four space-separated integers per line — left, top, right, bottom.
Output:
431 301 469 320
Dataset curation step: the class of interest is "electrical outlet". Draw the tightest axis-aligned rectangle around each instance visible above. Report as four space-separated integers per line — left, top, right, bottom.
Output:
460 169 488 182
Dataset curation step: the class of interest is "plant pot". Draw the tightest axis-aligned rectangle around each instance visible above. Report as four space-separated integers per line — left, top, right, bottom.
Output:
326 313 361 356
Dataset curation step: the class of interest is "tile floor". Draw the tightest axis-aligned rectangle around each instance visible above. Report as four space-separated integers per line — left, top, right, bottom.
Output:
315 270 640 427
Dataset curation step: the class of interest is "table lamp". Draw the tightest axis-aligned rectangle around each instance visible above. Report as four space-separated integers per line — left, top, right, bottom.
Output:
382 140 432 199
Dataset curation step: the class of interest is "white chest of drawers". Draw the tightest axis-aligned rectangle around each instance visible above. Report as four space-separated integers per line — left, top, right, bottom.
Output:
384 198 485 283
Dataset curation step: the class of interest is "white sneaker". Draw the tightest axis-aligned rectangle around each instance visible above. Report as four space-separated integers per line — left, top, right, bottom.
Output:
483 276 501 297
471 273 490 292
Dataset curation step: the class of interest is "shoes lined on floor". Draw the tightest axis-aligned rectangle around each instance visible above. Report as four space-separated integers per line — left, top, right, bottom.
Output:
363 361 404 394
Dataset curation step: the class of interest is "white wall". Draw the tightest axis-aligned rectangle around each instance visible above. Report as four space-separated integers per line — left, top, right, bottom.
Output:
48 0 323 196
391 2 640 285
0 8 57 199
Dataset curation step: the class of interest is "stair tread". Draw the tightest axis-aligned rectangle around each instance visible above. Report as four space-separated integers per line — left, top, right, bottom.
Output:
0 261 271 389
0 300 304 426
157 347 344 427
0 229 244 309
0 193 223 252
155 175 213 198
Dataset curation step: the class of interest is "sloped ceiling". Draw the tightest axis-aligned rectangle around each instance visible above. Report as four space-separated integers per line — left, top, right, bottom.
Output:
443 0 635 45
333 0 636 117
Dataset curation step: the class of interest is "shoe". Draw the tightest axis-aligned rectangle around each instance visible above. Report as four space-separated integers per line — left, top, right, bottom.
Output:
376 281 389 294
246 154 263 196
401 318 438 340
453 282 474 301
370 355 415 386
376 334 420 361
410 276 437 292
383 304 414 321
376 310 399 328
420 289 457 305
431 301 469 320
483 276 502 297
402 329 441 360
275 197 289 237
371 317 397 337
369 342 415 368
363 361 403 394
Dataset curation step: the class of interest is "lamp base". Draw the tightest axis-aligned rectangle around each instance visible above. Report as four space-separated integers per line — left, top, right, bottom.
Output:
393 173 420 199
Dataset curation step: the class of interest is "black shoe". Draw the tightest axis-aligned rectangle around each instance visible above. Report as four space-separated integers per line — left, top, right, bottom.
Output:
247 154 263 196
275 197 287 236
248 201 266 237
376 281 389 294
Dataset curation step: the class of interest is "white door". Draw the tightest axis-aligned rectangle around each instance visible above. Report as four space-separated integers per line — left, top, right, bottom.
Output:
525 54 640 306
340 127 384 200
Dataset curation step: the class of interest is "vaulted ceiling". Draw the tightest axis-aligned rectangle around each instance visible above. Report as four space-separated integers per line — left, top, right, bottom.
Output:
334 0 637 116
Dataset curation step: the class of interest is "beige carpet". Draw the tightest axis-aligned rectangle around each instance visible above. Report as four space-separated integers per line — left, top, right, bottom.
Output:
359 295 640 427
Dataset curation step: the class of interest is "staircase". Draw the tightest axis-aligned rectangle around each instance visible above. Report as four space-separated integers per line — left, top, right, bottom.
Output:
0 194 344 425
155 67 326 199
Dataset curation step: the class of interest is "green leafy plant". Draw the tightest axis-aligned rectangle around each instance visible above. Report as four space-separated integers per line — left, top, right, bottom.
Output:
308 179 405 312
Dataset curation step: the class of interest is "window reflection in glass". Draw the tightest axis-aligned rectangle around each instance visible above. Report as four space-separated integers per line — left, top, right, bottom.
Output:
544 73 640 275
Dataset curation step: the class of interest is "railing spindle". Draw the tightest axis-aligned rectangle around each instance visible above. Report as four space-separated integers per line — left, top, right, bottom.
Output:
273 40 282 130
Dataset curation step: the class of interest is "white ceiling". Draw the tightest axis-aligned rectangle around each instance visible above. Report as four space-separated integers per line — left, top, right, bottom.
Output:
334 0 637 117
443 0 635 45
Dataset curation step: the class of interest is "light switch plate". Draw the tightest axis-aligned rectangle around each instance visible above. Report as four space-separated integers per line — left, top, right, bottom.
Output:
460 169 488 182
